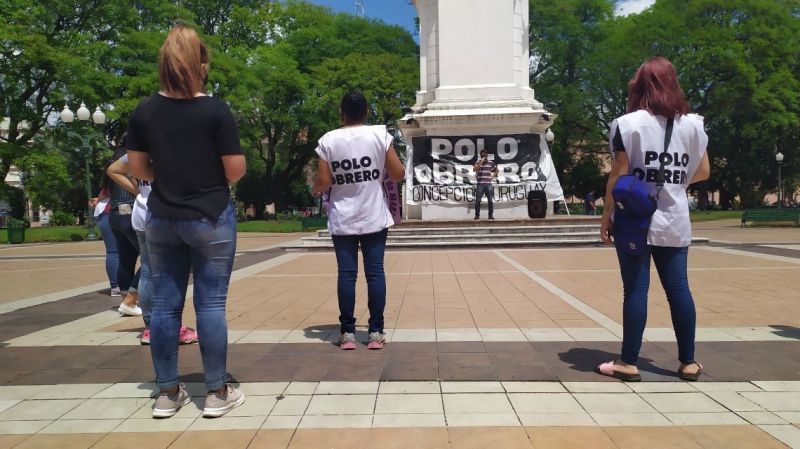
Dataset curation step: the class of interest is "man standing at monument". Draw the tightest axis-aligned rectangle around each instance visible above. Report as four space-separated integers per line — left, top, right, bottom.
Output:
473 149 499 219
585 188 597 215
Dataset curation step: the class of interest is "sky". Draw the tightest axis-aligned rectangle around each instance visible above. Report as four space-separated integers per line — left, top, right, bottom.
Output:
304 0 418 34
302 0 658 33
614 0 656 16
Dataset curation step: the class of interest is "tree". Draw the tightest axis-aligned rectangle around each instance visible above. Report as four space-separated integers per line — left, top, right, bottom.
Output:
15 134 74 212
591 0 800 208
529 0 615 200
228 1 418 212
0 0 134 187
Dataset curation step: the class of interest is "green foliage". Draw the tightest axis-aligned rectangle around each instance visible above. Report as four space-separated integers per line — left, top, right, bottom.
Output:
222 2 419 212
4 0 797 213
2 186 26 220
50 211 77 227
16 133 74 212
7 218 27 228
564 153 607 200
529 0 615 183
1 0 418 216
532 0 800 209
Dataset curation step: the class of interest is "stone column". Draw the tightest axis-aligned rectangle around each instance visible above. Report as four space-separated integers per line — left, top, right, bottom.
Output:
399 0 564 220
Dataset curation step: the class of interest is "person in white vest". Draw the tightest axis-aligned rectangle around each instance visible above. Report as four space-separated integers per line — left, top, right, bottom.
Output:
598 57 710 382
108 153 198 346
311 92 405 350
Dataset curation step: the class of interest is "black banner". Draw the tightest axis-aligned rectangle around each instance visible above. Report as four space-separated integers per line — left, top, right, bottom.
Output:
409 134 548 204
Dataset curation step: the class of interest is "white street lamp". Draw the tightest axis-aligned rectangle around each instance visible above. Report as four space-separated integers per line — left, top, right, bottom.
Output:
60 105 74 124
92 107 106 125
545 128 554 143
76 102 91 121
58 101 106 241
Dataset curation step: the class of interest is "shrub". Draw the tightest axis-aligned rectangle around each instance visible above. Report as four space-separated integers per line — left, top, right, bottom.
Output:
50 211 77 226
7 218 26 228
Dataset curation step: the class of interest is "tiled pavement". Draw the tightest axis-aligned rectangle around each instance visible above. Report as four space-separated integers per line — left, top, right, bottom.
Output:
1 224 800 448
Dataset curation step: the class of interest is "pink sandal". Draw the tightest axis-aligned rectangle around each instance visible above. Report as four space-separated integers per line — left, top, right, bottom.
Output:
595 360 642 382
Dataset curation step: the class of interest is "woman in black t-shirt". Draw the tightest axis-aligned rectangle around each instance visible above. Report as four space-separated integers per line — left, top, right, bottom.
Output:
127 26 246 420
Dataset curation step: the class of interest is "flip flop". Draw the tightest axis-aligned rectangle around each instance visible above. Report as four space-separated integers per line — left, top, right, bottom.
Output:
678 362 703 381
595 360 642 382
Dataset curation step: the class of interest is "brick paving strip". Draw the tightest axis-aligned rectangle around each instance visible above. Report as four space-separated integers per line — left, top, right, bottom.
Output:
1 340 798 386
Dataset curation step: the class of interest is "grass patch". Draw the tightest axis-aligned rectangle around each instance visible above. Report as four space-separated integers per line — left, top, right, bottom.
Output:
689 210 743 223
0 220 322 244
236 220 325 233
0 226 91 244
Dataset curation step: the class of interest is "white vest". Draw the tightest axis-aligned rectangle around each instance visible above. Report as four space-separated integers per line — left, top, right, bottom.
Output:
611 110 708 247
131 179 152 233
120 154 152 232
316 125 394 236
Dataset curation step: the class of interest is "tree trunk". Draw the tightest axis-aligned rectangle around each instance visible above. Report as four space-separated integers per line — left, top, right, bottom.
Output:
719 188 732 210
271 182 286 214
697 181 709 211
254 201 266 219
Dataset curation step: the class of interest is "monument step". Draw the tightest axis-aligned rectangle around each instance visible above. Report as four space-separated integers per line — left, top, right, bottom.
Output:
304 232 599 244
316 224 601 238
394 217 601 228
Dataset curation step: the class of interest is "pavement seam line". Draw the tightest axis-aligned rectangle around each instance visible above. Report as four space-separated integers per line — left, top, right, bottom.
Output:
492 249 623 337
699 246 800 265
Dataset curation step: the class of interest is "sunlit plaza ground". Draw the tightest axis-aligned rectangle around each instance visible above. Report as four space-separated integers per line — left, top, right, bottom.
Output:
0 221 799 448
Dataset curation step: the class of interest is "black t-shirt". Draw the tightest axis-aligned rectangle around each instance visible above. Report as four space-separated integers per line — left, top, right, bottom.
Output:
126 94 242 221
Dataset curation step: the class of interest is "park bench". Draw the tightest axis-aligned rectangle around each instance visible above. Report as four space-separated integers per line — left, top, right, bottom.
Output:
301 216 328 232
741 208 800 228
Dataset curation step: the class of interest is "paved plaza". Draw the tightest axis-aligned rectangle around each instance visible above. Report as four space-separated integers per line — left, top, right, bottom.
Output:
0 221 799 448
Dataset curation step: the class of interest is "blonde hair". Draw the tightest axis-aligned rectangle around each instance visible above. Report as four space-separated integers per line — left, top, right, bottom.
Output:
158 26 209 100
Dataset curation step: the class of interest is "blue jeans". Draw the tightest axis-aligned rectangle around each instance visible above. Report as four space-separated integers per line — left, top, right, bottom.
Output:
615 242 696 365
146 203 236 391
136 231 153 328
110 210 140 294
96 213 119 289
474 184 493 218
331 228 389 334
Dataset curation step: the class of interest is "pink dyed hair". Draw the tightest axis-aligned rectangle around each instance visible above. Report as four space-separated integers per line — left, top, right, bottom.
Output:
627 57 690 117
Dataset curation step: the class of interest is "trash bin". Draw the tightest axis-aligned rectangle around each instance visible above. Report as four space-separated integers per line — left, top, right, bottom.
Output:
7 220 25 244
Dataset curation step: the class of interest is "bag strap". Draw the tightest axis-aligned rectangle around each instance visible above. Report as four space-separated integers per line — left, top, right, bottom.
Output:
654 117 675 201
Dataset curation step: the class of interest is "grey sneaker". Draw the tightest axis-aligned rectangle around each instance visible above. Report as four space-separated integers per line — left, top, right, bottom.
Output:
368 332 386 350
152 384 191 418
203 384 245 418
110 287 121 297
338 332 357 350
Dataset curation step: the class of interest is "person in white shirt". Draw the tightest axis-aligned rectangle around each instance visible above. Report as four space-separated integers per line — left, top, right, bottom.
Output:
108 154 198 347
597 57 710 382
311 92 405 350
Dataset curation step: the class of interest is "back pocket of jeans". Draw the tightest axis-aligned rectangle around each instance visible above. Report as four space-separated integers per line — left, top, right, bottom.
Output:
200 213 227 229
